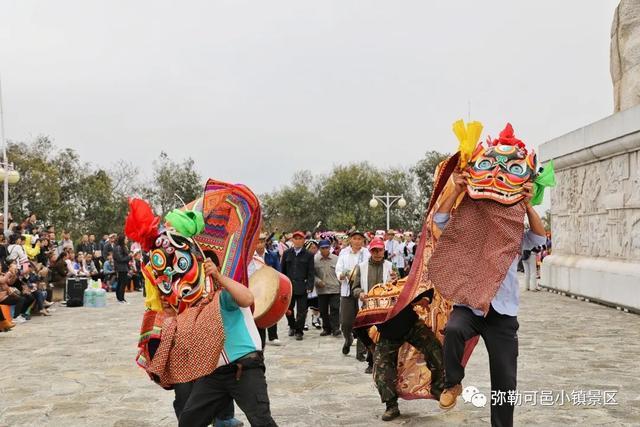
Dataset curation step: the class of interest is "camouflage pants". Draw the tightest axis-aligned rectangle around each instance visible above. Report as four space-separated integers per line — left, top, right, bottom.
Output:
373 319 444 404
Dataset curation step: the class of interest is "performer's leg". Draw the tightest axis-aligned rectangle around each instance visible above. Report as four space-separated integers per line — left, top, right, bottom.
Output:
329 294 341 334
340 297 355 353
354 328 375 370
173 381 193 419
373 336 404 420
318 294 331 333
356 336 366 361
229 358 278 427
405 319 444 398
443 306 483 388
267 324 278 341
286 296 296 334
294 295 308 337
257 327 266 349
482 307 519 427
216 399 236 423
179 371 232 427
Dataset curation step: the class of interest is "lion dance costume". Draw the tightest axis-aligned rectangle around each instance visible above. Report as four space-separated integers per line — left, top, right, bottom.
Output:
354 119 555 407
126 178 262 388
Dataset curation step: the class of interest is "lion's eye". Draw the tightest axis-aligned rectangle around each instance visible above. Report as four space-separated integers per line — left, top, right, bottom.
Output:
476 159 493 170
173 250 192 273
508 163 525 175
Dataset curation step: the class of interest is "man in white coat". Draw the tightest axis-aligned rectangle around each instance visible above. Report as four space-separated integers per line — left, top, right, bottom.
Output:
335 230 370 356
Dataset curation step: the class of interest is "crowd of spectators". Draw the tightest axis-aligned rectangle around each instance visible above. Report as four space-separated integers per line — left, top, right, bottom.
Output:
0 213 142 332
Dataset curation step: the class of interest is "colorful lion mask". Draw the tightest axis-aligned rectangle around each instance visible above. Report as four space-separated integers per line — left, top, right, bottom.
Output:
125 198 207 314
465 123 537 205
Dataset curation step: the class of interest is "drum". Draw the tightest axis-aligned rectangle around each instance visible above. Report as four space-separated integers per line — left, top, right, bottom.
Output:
249 263 292 329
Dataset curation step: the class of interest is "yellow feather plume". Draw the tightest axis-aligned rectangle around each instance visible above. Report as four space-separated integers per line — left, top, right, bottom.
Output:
452 119 483 169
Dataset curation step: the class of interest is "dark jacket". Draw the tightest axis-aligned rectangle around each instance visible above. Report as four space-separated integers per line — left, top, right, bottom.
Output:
281 247 315 296
102 242 114 259
264 249 281 272
113 245 131 273
51 257 68 287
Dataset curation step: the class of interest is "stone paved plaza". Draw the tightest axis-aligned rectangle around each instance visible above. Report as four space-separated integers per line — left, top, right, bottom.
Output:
1 278 639 427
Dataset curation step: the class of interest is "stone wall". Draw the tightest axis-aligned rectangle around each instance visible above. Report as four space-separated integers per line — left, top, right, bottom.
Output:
539 104 640 311
551 153 640 262
611 0 640 112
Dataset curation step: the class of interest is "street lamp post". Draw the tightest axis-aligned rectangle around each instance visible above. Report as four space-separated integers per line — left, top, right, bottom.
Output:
369 193 406 231
0 76 19 235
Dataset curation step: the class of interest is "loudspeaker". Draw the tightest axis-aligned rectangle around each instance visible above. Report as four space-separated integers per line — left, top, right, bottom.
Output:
65 277 88 303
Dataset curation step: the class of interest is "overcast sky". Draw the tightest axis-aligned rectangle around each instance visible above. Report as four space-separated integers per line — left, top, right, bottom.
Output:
0 0 619 194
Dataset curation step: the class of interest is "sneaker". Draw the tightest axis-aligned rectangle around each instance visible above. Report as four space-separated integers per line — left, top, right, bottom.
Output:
332 330 342 337
439 384 462 410
215 417 245 427
364 365 373 374
303 324 309 331
14 316 27 324
295 334 303 341
356 353 366 362
381 403 400 421
41 309 52 316
288 328 295 337
320 330 331 337
268 339 282 346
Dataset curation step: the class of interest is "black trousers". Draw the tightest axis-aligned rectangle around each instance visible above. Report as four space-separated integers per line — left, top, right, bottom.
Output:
318 294 340 333
0 293 25 316
174 383 235 421
257 324 279 349
286 294 308 335
443 305 519 427
340 296 358 344
178 354 277 427
116 272 128 302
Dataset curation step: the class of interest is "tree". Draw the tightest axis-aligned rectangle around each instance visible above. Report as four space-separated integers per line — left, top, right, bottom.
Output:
261 170 322 232
144 152 203 216
318 162 384 230
6 137 62 227
411 150 450 220
5 136 136 238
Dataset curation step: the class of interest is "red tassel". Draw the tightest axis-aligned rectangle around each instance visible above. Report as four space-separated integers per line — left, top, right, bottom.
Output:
124 199 160 251
489 123 527 152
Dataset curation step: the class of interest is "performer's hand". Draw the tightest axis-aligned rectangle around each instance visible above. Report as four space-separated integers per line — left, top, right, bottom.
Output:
161 300 176 317
390 270 398 281
204 258 221 281
522 182 534 205
452 171 470 195
359 293 367 302
317 280 325 288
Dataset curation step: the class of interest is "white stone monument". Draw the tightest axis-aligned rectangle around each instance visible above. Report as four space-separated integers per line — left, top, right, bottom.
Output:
539 0 640 312
611 0 640 112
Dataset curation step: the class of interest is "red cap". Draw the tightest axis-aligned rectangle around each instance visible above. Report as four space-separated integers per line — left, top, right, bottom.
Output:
292 231 305 239
369 238 385 251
